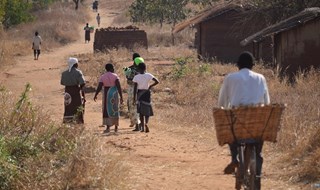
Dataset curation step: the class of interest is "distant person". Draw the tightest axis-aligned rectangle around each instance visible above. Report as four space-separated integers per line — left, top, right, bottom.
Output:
96 13 101 27
133 62 159 133
32 31 42 60
92 0 98 12
60 57 86 124
124 53 143 131
94 63 124 133
218 51 270 189
84 23 91 43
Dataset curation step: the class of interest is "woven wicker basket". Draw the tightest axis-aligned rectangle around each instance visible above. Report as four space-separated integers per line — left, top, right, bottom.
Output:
212 104 286 146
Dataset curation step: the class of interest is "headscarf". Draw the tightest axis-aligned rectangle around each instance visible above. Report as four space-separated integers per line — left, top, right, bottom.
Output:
134 57 144 66
68 57 78 72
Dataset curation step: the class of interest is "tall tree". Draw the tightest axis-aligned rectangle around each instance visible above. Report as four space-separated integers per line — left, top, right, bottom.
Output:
249 0 320 24
3 0 33 28
0 0 6 24
129 0 191 28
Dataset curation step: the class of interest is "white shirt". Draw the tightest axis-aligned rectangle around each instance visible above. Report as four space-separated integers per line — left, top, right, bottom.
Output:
133 73 154 90
33 35 42 50
218 68 270 108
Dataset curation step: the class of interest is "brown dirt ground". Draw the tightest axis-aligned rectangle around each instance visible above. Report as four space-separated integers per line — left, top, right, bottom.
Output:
0 1 303 190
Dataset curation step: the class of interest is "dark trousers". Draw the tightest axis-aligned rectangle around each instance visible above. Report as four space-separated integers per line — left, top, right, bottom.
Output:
34 49 40 56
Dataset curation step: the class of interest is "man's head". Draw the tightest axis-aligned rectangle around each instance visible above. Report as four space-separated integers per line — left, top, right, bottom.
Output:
105 63 114 72
35 31 39 36
237 51 254 70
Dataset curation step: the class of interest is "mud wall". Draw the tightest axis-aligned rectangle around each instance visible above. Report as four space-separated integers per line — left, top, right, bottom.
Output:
94 27 148 52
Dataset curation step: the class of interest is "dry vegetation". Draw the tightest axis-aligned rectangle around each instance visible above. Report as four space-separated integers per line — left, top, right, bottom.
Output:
78 8 320 187
0 84 128 189
0 1 129 189
0 0 319 189
0 2 88 68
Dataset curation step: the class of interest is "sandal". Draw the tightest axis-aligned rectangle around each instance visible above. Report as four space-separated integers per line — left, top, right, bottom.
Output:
103 126 110 133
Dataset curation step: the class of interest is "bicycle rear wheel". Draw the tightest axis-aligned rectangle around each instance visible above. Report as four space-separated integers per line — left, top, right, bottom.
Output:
244 145 257 190
236 145 245 190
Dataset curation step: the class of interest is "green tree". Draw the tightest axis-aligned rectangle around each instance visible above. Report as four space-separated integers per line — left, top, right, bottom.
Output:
0 0 7 24
3 0 33 28
249 0 320 23
190 0 217 7
129 0 190 28
0 0 60 28
32 0 56 9
129 0 149 23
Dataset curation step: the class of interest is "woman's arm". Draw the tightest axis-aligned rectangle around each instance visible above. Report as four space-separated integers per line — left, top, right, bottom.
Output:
115 79 124 104
80 83 86 103
149 77 159 90
93 82 103 102
133 82 138 104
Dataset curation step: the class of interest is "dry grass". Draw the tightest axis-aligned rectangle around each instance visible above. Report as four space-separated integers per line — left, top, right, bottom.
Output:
1 0 319 188
0 1 130 189
0 29 14 67
80 42 320 185
0 2 89 69
0 84 129 189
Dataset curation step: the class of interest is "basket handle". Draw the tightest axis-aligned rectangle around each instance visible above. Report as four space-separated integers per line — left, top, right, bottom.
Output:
260 107 274 140
226 110 238 142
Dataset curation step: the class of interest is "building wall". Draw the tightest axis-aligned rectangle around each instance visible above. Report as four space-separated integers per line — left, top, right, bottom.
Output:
275 19 320 77
94 29 148 52
198 10 254 62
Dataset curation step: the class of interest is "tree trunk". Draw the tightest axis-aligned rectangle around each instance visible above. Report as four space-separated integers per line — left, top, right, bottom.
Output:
171 28 175 46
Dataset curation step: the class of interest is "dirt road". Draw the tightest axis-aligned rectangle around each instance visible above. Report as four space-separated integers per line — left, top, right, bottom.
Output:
0 1 300 190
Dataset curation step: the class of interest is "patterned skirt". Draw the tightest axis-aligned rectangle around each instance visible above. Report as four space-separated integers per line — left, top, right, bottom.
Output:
63 85 84 124
102 86 120 126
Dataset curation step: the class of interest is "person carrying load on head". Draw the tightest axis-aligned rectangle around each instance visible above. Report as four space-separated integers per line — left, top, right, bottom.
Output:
123 53 144 131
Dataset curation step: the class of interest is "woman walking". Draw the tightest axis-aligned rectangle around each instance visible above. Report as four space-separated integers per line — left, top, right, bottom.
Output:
60 57 86 124
124 53 144 131
84 23 91 43
94 63 123 133
133 62 159 132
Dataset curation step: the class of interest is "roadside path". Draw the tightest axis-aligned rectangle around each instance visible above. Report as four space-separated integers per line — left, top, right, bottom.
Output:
0 1 300 189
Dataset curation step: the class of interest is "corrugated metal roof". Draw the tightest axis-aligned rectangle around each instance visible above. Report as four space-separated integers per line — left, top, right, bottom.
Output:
172 3 247 34
241 7 320 46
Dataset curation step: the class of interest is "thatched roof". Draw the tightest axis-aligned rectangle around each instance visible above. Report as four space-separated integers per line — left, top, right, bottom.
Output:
172 3 248 34
241 7 320 46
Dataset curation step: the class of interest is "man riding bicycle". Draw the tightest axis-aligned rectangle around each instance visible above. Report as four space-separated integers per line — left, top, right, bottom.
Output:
217 51 270 189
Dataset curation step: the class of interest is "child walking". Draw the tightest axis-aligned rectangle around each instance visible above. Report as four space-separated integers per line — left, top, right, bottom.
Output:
133 62 159 132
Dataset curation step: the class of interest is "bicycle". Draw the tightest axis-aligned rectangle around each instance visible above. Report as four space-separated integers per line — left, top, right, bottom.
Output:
212 104 286 190
235 139 260 190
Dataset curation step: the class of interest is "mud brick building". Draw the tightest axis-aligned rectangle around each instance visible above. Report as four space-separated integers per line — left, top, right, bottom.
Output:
94 26 148 52
241 8 320 79
173 3 271 63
